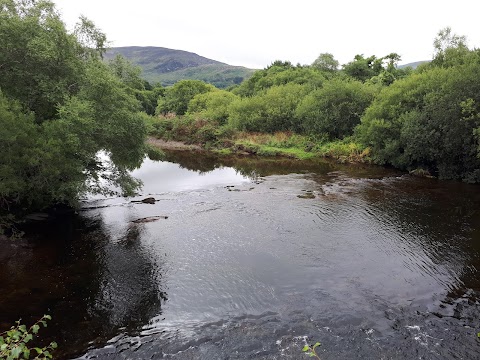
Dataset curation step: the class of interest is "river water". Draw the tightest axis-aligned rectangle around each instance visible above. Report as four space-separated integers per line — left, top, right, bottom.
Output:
1 151 479 359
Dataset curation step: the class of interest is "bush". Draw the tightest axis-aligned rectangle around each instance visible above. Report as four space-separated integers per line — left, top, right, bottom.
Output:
355 58 480 181
187 90 238 124
296 78 376 139
156 80 215 115
228 84 308 133
0 315 57 359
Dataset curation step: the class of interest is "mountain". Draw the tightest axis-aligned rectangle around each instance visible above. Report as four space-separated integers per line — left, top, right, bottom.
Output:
398 60 430 69
105 46 255 88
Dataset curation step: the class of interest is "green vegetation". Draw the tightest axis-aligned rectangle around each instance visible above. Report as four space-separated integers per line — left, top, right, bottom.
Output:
0 0 150 231
104 46 255 88
148 27 480 182
302 341 321 359
156 80 215 115
0 315 56 359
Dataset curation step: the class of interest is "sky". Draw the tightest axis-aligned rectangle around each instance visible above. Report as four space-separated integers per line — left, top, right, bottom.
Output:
52 0 480 69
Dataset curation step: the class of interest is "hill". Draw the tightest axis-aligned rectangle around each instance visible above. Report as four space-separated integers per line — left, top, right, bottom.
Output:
398 60 430 69
105 46 255 88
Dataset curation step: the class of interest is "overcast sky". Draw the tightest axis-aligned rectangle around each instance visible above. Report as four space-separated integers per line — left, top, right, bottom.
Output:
52 0 480 69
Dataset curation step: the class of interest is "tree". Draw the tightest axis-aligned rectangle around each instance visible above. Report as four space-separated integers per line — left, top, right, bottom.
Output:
156 80 215 115
296 78 376 138
312 53 339 72
232 62 324 97
187 90 238 124
0 0 147 225
431 27 469 67
108 54 145 91
0 0 84 121
342 54 383 82
228 83 308 132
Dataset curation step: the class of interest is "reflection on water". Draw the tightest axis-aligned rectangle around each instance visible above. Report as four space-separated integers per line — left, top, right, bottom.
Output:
0 213 167 358
130 158 251 193
0 151 479 359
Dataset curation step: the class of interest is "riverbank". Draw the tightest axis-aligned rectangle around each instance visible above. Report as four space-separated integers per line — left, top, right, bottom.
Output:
147 137 203 151
146 116 371 163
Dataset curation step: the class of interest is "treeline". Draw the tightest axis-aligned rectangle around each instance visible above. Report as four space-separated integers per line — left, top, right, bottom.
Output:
0 0 160 229
151 28 480 182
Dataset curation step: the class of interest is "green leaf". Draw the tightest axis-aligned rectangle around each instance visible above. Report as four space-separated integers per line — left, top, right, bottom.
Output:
43 315 52 321
22 348 30 359
313 342 321 349
477 332 480 338
10 345 22 358
31 325 40 334
34 347 43 354
302 345 309 352
24 334 33 343
50 341 58 349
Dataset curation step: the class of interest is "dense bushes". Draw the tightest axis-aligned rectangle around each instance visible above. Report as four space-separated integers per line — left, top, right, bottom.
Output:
156 80 215 115
296 78 376 138
187 90 238 124
356 59 480 181
228 84 308 133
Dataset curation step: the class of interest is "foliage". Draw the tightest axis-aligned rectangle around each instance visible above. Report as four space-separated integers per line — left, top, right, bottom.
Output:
296 78 376 138
229 83 308 132
431 27 470 68
107 54 165 115
108 54 145 90
232 61 324 97
0 0 84 122
312 53 339 72
187 89 238 124
343 54 384 82
342 53 407 85
0 0 147 224
133 85 165 115
355 52 480 181
302 341 321 359
314 138 369 163
0 315 57 360
156 80 215 115
148 115 220 145
233 132 317 160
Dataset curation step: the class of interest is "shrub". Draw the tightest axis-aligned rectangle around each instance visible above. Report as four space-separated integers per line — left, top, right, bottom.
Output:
0 315 57 360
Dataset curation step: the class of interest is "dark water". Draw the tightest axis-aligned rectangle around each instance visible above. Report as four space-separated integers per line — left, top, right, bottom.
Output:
1 152 479 359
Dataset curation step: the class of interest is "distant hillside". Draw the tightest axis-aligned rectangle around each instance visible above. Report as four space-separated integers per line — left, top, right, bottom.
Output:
398 60 430 69
105 46 255 88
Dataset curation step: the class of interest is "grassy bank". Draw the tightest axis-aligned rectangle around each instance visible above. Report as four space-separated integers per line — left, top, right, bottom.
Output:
145 114 371 163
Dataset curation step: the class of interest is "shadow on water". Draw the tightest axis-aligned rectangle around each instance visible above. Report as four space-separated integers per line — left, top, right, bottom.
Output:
0 212 167 359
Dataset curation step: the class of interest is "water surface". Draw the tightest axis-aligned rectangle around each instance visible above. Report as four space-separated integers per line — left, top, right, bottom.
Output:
1 152 479 359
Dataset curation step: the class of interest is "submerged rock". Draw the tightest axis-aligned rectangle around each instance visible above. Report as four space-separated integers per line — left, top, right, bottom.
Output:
131 197 157 204
297 193 315 199
131 216 168 224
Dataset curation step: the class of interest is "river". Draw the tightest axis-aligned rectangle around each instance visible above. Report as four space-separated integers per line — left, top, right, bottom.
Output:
1 151 479 359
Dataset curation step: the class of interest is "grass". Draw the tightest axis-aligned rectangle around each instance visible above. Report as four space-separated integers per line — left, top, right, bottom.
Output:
145 115 370 163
